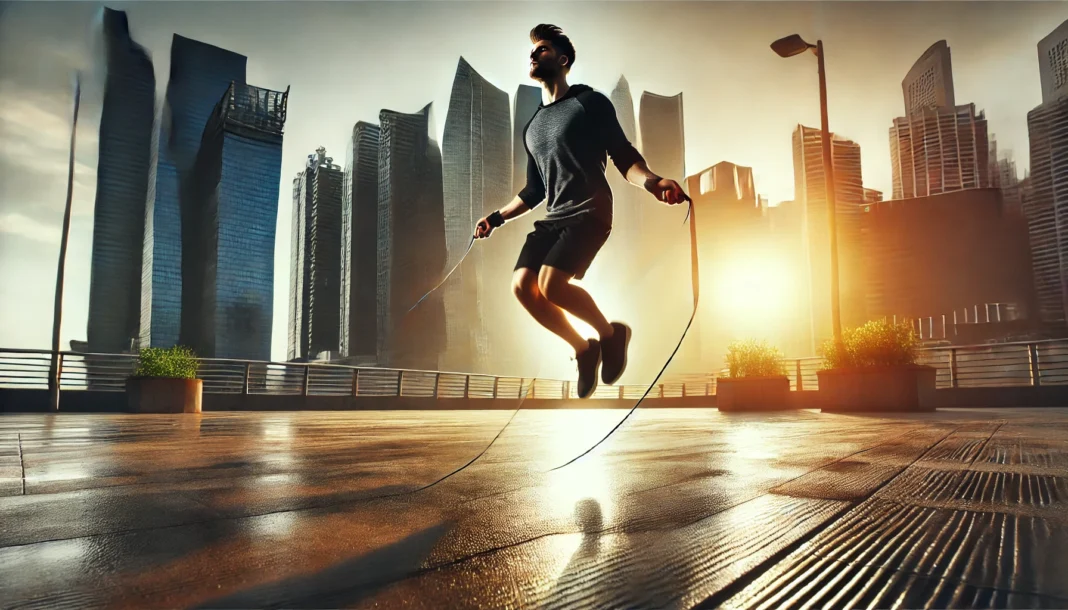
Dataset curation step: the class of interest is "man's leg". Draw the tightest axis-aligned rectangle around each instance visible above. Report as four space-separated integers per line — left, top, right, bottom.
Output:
512 268 590 355
537 266 614 340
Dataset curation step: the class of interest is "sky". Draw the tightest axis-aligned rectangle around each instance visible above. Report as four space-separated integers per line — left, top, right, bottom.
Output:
0 0 1065 364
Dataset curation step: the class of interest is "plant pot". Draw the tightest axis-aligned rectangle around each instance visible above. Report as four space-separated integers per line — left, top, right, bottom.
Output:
816 365 936 412
716 376 792 411
126 377 203 414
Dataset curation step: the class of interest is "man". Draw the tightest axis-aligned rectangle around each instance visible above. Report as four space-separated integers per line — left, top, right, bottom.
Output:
475 24 689 399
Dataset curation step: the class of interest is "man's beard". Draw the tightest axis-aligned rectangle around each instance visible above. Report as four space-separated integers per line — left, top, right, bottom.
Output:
530 62 556 81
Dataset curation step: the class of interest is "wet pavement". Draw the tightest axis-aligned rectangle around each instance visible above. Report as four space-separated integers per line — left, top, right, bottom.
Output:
1 408 1066 609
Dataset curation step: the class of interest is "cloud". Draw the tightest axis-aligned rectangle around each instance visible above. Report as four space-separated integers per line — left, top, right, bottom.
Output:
0 211 61 243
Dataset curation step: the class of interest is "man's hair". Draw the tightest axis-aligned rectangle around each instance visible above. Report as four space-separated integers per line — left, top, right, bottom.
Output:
530 24 576 70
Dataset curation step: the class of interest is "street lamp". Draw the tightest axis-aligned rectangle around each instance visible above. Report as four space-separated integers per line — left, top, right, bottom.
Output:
772 34 842 345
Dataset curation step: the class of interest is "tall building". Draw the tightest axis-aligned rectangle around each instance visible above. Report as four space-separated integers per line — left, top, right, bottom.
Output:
377 104 447 370
862 189 1037 343
794 125 866 351
1025 18 1068 333
639 91 685 184
889 41 991 199
441 58 512 373
863 188 883 204
603 77 647 309
140 35 247 351
87 8 155 356
288 147 344 361
182 82 288 360
340 122 381 362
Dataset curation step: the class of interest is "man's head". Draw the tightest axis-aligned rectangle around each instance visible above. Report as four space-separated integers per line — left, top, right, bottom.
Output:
529 24 575 82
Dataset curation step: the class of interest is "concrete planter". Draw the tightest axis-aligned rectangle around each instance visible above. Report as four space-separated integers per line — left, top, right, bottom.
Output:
817 365 937 412
126 377 203 414
716 376 792 411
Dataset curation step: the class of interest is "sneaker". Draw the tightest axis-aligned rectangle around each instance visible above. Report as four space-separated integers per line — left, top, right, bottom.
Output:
576 339 601 399
600 322 632 385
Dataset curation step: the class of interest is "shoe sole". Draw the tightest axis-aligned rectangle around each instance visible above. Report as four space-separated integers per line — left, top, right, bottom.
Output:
603 324 632 386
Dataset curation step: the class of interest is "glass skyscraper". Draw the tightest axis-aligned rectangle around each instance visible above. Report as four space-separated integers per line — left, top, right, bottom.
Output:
87 8 155 355
378 104 447 370
442 58 511 373
288 147 344 361
340 122 381 362
182 83 288 360
140 34 247 351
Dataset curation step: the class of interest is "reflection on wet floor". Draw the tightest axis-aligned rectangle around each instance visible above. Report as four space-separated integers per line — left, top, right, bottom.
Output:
1 408 1067 608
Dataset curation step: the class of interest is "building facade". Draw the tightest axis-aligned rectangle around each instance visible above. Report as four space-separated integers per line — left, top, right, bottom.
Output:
793 125 867 352
902 40 956 114
340 122 381 362
87 8 155 356
377 104 447 370
441 58 512 373
182 82 288 360
288 147 344 361
140 35 247 351
862 188 1037 342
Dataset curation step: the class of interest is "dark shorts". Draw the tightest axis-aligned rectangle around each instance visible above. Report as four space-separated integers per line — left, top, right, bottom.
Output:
514 213 611 280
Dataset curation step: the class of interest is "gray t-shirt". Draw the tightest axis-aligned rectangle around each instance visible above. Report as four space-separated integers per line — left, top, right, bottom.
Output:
518 84 644 227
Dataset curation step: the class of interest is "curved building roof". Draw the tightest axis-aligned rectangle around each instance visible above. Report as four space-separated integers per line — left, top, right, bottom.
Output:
902 40 955 115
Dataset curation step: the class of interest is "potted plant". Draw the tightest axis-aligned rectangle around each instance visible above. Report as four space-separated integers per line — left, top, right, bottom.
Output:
817 318 936 412
126 346 203 413
716 339 792 411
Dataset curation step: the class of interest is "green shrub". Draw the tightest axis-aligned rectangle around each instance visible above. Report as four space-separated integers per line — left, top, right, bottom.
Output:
133 346 199 379
724 339 787 378
819 318 919 370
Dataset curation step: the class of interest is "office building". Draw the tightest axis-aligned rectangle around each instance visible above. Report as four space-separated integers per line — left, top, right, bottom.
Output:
140 35 247 351
377 104 447 370
86 8 155 356
182 82 288 360
862 189 1037 343
1025 18 1068 332
340 122 381 362
288 147 344 361
794 124 866 351
441 58 512 373
889 41 991 199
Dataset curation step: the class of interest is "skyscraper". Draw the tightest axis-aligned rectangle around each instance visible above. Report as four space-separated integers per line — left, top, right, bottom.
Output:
1025 18 1068 332
441 58 512 373
182 82 288 360
340 122 381 362
889 40 991 199
377 104 447 370
140 35 247 351
87 8 155 356
604 77 645 300
639 91 685 184
288 147 344 361
794 125 866 351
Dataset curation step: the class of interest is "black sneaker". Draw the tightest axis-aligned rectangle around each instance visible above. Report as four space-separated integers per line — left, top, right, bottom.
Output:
576 339 601 399
600 322 632 385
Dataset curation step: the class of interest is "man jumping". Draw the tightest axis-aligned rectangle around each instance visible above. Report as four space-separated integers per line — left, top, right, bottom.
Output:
475 24 689 399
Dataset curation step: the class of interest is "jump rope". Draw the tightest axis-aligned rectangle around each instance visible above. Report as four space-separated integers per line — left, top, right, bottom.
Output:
397 191 698 493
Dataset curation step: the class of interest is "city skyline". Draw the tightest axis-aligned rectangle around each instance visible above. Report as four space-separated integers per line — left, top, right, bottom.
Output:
1 1 1065 363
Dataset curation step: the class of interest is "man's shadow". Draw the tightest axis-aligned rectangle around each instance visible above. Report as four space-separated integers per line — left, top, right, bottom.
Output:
544 498 605 609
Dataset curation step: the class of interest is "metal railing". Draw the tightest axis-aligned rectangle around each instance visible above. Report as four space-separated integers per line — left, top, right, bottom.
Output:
3 339 1068 402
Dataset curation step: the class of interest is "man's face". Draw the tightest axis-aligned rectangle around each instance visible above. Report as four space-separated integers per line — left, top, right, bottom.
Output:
529 40 565 81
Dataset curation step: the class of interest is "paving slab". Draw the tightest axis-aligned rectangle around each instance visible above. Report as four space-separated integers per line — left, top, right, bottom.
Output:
0 408 1065 608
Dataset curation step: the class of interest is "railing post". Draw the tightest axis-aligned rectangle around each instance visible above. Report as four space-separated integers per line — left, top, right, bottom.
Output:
492 377 499 399
795 360 803 392
658 384 664 398
563 380 570 399
353 369 361 396
682 383 687 398
618 385 625 399
243 362 251 395
433 373 441 398
1029 343 1041 387
950 348 959 388
398 370 405 396
463 374 470 399
519 378 525 399
302 365 310 396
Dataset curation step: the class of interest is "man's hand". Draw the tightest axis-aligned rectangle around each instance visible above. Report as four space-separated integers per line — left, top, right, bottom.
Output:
474 216 495 239
645 177 691 206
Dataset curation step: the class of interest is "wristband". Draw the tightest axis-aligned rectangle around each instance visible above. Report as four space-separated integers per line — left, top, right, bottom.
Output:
488 211 505 228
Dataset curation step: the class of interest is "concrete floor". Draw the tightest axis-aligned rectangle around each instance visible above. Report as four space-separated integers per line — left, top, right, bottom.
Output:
0 408 1066 609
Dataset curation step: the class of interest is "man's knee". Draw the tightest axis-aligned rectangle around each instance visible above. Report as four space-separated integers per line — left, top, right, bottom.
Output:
538 267 570 303
512 269 538 302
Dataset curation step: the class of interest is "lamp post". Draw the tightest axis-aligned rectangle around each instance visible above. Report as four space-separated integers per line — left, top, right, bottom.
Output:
772 34 842 345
